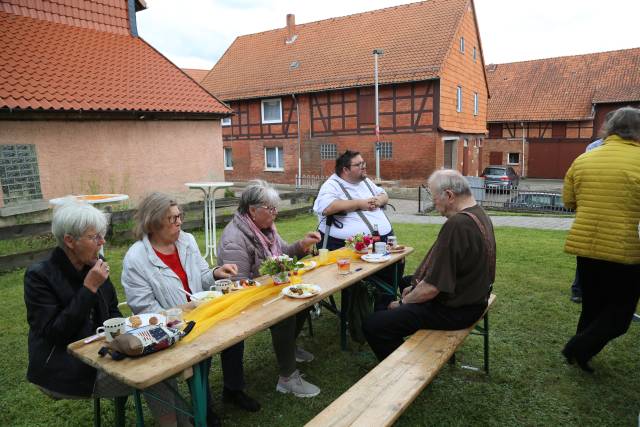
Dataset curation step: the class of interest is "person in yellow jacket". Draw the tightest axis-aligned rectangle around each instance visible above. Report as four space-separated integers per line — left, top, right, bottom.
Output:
561 106 640 373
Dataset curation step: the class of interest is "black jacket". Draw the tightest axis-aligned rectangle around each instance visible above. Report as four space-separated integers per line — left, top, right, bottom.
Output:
24 247 121 396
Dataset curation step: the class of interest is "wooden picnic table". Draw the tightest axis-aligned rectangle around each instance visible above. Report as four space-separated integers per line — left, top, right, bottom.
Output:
68 247 414 426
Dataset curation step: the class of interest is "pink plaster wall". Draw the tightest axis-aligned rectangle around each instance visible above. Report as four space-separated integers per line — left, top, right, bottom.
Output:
0 120 225 207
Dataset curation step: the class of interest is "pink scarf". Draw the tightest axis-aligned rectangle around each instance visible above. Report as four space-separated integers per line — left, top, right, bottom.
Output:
240 213 282 257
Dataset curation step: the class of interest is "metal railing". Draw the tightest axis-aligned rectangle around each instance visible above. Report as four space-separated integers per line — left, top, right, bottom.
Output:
295 175 326 189
418 180 574 215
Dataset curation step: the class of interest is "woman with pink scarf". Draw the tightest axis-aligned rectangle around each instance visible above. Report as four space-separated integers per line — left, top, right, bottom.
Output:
218 180 322 398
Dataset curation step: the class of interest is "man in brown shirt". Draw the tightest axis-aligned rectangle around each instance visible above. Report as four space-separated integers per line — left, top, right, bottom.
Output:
363 169 495 360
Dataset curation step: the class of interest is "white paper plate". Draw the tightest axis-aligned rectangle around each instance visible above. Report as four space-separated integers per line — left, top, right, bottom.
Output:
361 254 392 263
282 284 322 299
300 260 317 272
126 313 166 329
192 290 223 301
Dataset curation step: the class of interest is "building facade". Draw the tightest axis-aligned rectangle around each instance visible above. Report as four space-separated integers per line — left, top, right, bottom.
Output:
201 0 489 186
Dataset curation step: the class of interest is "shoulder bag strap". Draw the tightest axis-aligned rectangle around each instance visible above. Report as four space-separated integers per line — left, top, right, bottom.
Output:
458 211 496 285
332 179 375 234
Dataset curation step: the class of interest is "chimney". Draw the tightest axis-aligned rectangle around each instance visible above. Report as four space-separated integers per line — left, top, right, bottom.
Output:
286 14 297 44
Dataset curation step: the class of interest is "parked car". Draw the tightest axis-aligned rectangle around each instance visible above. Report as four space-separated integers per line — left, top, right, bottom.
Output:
503 192 572 212
481 166 519 191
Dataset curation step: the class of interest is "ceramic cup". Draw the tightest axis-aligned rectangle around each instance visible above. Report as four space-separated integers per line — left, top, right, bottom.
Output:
213 279 233 294
374 242 387 254
96 317 126 342
387 235 397 248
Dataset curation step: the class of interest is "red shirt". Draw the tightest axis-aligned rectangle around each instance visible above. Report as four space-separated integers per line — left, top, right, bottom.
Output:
154 247 191 301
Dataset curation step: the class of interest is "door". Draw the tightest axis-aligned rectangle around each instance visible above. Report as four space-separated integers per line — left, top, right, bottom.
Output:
489 151 503 165
462 139 469 175
444 140 455 169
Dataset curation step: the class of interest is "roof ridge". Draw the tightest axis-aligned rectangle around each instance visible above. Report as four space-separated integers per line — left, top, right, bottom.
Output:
488 46 640 67
235 0 432 39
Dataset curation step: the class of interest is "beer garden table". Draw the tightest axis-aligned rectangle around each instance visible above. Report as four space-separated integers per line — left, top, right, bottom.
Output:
68 248 413 426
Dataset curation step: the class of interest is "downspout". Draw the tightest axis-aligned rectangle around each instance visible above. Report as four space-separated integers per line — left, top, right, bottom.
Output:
128 0 139 37
521 122 526 177
292 94 301 186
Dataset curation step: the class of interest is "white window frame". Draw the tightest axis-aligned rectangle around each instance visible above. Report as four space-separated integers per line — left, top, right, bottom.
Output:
221 116 231 126
507 152 520 165
459 36 465 53
261 98 282 124
264 146 284 171
473 92 479 116
456 86 462 113
223 147 233 170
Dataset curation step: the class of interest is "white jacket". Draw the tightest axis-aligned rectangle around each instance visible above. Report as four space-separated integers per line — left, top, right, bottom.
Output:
121 231 216 314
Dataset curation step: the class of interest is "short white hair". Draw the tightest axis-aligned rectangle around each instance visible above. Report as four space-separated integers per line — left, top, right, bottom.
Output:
238 180 281 214
427 169 472 198
51 198 108 247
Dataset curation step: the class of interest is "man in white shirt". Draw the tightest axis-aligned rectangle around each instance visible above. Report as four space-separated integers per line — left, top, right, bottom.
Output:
313 150 392 247
313 150 403 312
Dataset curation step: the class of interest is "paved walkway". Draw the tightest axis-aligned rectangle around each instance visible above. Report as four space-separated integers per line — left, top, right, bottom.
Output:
387 198 574 230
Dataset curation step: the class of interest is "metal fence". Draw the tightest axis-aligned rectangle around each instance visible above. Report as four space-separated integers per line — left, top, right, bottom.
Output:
418 178 574 215
295 175 326 189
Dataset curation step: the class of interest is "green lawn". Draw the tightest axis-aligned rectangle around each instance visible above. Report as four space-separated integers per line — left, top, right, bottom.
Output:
1 214 638 426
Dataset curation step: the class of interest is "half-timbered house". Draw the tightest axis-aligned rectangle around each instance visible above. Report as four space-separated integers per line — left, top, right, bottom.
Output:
485 48 640 179
201 0 489 185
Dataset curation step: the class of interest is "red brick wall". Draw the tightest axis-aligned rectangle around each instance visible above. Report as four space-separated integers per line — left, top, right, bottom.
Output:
481 138 527 176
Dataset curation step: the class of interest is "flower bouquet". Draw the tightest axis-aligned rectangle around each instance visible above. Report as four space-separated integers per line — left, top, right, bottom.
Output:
259 255 304 285
345 233 372 255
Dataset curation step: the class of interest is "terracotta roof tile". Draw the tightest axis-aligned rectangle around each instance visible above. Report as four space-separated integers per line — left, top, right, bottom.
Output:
487 47 640 122
0 10 230 114
182 68 209 83
202 0 468 101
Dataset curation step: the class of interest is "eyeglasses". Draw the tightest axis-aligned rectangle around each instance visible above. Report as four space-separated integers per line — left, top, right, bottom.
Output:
350 161 366 169
168 213 184 224
258 205 278 215
82 233 105 244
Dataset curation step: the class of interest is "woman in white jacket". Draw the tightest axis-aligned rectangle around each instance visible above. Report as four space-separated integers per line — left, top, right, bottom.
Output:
122 192 260 427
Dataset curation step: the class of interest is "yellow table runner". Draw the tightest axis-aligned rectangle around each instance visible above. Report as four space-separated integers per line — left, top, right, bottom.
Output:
180 248 357 344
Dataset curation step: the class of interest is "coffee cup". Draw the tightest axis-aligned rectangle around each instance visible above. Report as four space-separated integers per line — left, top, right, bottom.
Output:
96 317 126 342
213 279 232 294
387 235 397 248
374 242 387 254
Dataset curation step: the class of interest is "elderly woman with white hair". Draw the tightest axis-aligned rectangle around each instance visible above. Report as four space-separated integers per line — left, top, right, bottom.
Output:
24 199 186 426
217 180 322 398
121 192 255 427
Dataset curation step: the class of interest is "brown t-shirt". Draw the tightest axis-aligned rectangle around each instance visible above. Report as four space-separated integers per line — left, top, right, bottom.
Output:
417 205 495 308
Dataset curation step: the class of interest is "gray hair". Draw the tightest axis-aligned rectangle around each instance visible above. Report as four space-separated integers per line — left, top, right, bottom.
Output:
427 169 472 198
51 198 107 248
134 192 178 240
602 107 640 142
238 180 281 214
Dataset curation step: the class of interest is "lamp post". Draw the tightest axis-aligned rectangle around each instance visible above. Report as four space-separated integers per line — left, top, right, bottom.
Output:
373 48 384 182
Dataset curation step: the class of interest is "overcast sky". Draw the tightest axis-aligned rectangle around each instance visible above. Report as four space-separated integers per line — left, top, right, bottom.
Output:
136 0 640 70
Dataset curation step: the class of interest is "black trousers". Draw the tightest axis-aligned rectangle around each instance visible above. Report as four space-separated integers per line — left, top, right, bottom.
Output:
204 341 245 408
362 298 486 361
564 257 640 362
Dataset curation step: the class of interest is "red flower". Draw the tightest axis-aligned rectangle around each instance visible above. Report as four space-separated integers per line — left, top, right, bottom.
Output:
355 241 366 251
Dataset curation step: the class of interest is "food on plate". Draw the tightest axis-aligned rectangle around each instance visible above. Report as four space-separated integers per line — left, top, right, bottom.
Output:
149 316 159 325
287 284 320 297
239 279 257 288
129 315 142 328
289 287 304 295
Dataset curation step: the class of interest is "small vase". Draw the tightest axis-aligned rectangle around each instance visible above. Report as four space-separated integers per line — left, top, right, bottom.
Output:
271 271 290 285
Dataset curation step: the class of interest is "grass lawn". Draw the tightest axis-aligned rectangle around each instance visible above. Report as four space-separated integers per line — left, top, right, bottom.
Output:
1 214 638 426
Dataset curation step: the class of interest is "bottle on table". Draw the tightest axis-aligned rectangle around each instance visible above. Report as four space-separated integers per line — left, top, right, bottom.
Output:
371 224 381 253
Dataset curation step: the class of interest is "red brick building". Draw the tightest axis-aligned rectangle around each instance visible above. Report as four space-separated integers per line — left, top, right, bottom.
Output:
485 48 640 179
201 0 489 186
0 0 231 213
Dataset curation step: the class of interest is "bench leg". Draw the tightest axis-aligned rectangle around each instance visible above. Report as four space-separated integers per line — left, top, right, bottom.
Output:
134 390 144 427
93 398 101 427
114 396 127 427
483 313 490 374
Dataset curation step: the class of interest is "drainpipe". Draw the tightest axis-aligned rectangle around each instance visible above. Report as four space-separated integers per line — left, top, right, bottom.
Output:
292 94 301 185
521 122 526 177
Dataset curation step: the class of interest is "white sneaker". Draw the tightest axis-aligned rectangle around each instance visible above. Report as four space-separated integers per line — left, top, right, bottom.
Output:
295 346 315 363
276 370 320 397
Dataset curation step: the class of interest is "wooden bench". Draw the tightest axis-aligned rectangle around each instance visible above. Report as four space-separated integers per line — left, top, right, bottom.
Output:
306 294 496 427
